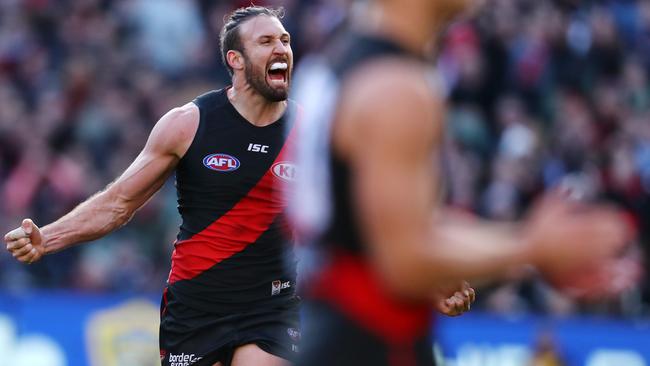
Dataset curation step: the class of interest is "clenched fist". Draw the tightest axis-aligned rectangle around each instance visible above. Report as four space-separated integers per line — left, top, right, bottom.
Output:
432 281 476 317
4 219 45 264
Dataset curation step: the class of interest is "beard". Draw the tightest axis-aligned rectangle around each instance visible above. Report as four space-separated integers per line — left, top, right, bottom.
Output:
244 56 290 102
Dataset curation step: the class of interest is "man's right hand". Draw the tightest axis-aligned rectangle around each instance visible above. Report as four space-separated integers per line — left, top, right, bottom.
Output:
4 219 44 264
523 195 634 297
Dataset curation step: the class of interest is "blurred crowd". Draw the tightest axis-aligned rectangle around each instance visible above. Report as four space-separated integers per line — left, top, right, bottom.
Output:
0 0 648 319
441 0 650 317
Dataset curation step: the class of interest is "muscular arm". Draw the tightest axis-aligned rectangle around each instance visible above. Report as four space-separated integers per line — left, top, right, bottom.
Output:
335 60 525 297
334 60 626 299
27 103 198 256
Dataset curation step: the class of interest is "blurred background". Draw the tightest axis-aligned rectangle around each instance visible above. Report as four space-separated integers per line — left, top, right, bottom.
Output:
0 0 648 365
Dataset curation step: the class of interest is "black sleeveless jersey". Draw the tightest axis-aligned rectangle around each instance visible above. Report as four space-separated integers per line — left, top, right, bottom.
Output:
292 33 425 254
168 88 299 313
291 34 436 342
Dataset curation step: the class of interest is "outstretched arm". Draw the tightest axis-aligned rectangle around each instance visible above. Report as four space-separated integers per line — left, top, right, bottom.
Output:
334 59 629 300
4 103 199 263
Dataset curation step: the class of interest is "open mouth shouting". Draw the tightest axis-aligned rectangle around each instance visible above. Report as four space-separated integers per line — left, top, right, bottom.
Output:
267 61 289 88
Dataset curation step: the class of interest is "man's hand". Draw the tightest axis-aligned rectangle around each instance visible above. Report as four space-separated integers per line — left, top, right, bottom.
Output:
546 255 642 301
524 196 632 277
4 219 44 264
432 281 476 317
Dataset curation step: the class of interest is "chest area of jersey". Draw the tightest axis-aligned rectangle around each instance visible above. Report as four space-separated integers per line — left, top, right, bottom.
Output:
190 125 296 189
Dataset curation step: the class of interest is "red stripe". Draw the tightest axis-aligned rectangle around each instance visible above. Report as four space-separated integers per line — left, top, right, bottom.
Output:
389 344 417 366
161 287 169 317
310 251 433 344
168 111 301 284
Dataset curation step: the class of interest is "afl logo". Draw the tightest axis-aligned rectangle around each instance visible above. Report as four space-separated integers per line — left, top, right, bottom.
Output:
271 161 296 182
203 153 240 172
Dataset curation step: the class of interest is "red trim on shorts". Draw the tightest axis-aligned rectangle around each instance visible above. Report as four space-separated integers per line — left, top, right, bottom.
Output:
310 251 433 344
388 344 418 366
161 287 169 317
168 109 302 284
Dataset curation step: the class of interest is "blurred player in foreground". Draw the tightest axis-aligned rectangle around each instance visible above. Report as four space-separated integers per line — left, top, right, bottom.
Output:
289 0 636 365
7 6 299 366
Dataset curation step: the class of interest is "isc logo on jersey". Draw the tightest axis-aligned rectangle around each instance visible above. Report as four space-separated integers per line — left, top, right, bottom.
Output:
271 280 291 296
271 161 296 182
203 153 240 172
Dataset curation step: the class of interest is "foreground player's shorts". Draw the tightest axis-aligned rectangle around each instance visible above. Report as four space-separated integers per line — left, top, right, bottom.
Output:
296 300 436 366
159 288 300 366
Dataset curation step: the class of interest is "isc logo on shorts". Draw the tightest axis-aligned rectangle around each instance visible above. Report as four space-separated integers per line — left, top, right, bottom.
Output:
271 161 296 182
271 280 291 295
287 327 301 341
203 153 240 172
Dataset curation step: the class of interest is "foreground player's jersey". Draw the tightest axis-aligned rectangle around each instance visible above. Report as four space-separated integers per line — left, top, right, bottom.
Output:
292 33 437 253
291 34 438 341
168 88 298 313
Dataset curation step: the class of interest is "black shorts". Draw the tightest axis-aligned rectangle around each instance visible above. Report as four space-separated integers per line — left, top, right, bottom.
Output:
296 300 435 366
159 288 301 366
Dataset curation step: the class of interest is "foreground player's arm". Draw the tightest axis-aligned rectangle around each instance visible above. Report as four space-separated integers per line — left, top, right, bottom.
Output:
336 59 629 299
4 103 199 263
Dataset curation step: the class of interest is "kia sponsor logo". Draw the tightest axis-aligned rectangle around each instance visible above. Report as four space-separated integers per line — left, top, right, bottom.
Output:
203 153 240 172
271 161 296 182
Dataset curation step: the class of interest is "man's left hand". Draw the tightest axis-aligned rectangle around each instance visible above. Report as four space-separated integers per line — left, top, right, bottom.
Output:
432 281 476 317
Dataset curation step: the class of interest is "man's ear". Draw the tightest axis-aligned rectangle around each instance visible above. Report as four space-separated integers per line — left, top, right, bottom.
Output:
227 50 245 72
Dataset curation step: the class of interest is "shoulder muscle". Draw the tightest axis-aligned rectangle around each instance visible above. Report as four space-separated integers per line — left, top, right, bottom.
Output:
334 58 444 161
146 102 199 159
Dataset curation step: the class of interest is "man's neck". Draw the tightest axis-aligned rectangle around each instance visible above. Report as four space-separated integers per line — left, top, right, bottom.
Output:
227 81 286 127
360 1 451 59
